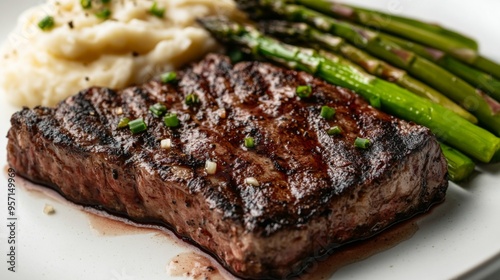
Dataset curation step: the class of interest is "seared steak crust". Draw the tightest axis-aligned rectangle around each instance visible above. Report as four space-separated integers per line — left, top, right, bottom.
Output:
7 54 447 279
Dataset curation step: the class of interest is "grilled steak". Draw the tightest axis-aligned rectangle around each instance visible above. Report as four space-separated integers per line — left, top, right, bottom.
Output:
7 54 447 279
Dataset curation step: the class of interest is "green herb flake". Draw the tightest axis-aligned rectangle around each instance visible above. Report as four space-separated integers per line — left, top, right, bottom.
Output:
354 137 371 149
161 71 177 84
185 94 200 106
80 0 92 9
149 103 167 117
38 16 55 31
149 2 166 18
327 126 342 136
244 137 255 148
296 85 312 99
117 117 130 129
128 118 148 134
164 113 180 128
320 105 336 120
95 8 112 19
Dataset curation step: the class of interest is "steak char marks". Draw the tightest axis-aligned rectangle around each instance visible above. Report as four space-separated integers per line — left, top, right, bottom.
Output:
7 54 448 279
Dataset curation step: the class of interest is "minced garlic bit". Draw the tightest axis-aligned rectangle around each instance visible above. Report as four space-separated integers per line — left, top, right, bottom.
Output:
218 108 227 119
205 160 217 175
161 138 172 149
244 177 259 187
115 107 123 115
43 204 56 215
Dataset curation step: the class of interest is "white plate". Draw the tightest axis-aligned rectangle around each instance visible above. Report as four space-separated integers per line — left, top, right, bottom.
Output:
1 1 500 280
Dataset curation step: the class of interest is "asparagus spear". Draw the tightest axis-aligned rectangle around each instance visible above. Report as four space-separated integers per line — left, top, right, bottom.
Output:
198 17 500 163
240 0 500 136
351 7 478 52
293 0 478 54
381 33 500 102
439 143 476 182
259 20 478 123
292 0 500 79
474 56 500 80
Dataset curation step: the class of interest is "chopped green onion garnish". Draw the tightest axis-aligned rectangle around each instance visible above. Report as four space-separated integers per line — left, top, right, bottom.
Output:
128 118 147 134
101 0 111 4
38 16 55 31
244 137 255 148
117 117 130 129
327 126 342 136
80 0 92 9
161 71 177 84
95 8 112 19
296 85 312 99
320 106 336 120
354 137 371 149
370 96 381 109
185 94 200 106
149 2 165 18
149 103 167 117
164 113 180 128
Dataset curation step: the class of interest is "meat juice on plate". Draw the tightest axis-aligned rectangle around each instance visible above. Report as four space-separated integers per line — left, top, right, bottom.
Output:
10 169 420 280
168 252 228 280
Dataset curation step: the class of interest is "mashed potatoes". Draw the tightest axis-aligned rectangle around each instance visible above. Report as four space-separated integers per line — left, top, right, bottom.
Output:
0 0 240 107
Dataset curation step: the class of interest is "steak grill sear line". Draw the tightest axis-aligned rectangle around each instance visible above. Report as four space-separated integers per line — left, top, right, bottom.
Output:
7 54 448 279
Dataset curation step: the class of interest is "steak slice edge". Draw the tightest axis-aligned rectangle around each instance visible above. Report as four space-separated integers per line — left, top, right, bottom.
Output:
7 54 448 279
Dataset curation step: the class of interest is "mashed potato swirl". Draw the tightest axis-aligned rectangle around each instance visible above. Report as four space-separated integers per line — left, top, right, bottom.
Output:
0 0 239 107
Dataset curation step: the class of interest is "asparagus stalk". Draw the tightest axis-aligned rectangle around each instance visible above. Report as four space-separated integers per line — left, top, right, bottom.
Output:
259 21 477 123
293 0 478 55
381 33 500 102
241 0 500 136
198 17 500 163
474 56 500 80
352 7 478 52
292 0 500 79
439 143 476 182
